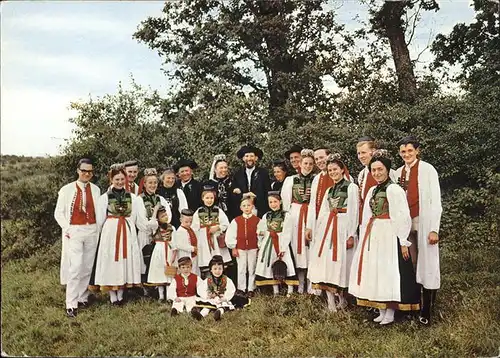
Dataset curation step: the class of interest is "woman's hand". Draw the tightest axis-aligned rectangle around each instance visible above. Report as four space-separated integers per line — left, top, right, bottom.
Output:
401 246 410 260
232 248 239 257
428 231 439 245
346 236 354 249
305 229 312 242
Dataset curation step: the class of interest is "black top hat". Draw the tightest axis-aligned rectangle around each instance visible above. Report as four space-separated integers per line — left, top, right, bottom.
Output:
201 182 217 193
284 144 303 159
237 145 264 160
180 209 194 217
173 159 198 173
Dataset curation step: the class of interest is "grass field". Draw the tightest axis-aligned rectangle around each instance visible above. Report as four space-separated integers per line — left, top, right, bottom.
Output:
2 245 499 357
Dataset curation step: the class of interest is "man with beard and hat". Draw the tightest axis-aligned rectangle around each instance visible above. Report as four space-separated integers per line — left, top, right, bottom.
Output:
232 145 271 218
284 144 303 175
174 159 202 212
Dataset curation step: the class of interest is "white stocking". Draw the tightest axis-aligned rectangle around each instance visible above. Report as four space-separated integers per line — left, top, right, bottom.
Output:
109 290 118 303
158 286 165 300
326 291 337 312
297 271 306 294
117 289 124 301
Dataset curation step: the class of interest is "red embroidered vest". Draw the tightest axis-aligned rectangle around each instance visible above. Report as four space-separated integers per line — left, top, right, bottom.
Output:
401 161 420 218
235 215 259 250
315 173 334 216
70 183 96 225
174 273 198 297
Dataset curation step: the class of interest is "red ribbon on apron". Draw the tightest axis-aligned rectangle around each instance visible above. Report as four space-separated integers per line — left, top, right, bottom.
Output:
296 202 309 255
317 208 347 261
201 224 217 250
108 215 128 262
357 213 390 285
155 240 177 266
269 230 281 256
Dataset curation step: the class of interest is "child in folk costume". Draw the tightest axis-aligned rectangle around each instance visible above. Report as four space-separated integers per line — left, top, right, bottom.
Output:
192 255 248 321
146 206 177 302
91 164 158 305
395 136 442 326
225 193 260 297
138 168 171 287
308 153 359 312
255 191 299 296
356 136 397 226
349 150 420 325
192 184 231 278
281 149 316 294
167 256 202 316
172 209 200 276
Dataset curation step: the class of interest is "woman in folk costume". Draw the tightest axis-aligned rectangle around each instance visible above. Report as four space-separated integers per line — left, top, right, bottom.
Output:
281 149 316 294
172 209 200 276
395 136 442 326
356 136 397 226
208 154 238 221
91 164 158 305
192 255 248 321
308 153 359 312
225 192 260 297
54 158 101 318
138 168 172 283
255 191 299 296
157 168 188 229
192 183 231 278
146 206 177 302
349 150 420 325
271 160 288 193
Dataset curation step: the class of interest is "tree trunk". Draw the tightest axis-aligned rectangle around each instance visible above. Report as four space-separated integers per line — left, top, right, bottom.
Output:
375 1 417 104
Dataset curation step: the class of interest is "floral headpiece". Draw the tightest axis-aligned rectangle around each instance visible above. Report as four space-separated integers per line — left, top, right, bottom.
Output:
300 149 314 159
143 168 158 176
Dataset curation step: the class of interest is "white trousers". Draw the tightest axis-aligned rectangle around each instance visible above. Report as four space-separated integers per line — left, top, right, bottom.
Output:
172 296 196 313
65 224 98 309
236 249 258 291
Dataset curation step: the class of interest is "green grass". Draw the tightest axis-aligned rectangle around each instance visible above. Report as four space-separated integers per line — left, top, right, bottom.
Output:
2 246 500 357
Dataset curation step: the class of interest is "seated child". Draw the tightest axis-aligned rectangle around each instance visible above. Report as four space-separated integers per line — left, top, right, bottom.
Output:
192 255 249 321
172 209 200 276
167 256 201 316
146 206 177 302
225 193 260 297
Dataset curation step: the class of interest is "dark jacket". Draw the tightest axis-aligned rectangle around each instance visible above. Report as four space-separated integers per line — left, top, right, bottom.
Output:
176 178 202 212
232 166 271 218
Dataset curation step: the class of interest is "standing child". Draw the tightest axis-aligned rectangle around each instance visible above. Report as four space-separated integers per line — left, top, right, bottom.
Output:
192 184 231 278
146 206 177 302
172 209 200 276
167 256 201 316
225 193 260 297
192 255 248 321
255 191 298 296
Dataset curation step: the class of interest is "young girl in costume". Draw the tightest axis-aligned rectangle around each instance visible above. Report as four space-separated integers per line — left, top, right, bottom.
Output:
308 153 359 311
192 255 248 321
146 206 177 302
192 184 231 278
255 191 298 296
281 149 316 294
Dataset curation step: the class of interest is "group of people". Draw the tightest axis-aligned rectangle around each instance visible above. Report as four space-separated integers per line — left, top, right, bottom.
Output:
54 135 442 326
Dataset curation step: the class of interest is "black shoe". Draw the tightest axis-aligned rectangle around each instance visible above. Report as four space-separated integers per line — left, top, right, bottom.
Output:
214 309 222 321
171 308 178 317
247 291 255 298
191 308 203 321
66 308 78 318
78 301 89 309
112 300 124 306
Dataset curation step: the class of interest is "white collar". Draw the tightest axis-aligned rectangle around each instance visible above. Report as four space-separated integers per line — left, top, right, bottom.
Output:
242 213 254 219
405 159 418 170
181 179 192 187
76 180 88 189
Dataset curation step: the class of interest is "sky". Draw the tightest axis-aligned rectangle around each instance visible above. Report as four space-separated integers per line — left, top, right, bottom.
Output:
0 0 475 157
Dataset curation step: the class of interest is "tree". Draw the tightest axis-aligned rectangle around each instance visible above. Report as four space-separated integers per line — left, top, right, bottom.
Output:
431 0 500 93
134 0 353 127
369 0 439 104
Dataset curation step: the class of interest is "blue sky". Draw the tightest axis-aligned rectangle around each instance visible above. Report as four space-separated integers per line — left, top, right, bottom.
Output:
1 0 475 156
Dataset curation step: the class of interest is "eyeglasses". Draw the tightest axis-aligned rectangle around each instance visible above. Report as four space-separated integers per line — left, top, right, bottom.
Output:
79 169 94 174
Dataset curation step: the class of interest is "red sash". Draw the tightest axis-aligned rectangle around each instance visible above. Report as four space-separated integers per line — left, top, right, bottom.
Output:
293 202 309 255
201 224 217 250
315 174 333 216
359 171 377 225
107 215 128 261
357 213 390 285
269 231 281 255
183 226 198 258
317 208 347 261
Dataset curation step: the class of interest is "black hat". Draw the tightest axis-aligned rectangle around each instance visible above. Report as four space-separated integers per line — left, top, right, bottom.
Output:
237 145 264 160
397 135 420 149
357 136 375 143
124 160 138 167
173 159 198 173
267 190 281 199
284 145 303 159
177 256 192 266
201 182 217 193
209 255 224 268
157 205 167 214
180 209 194 217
